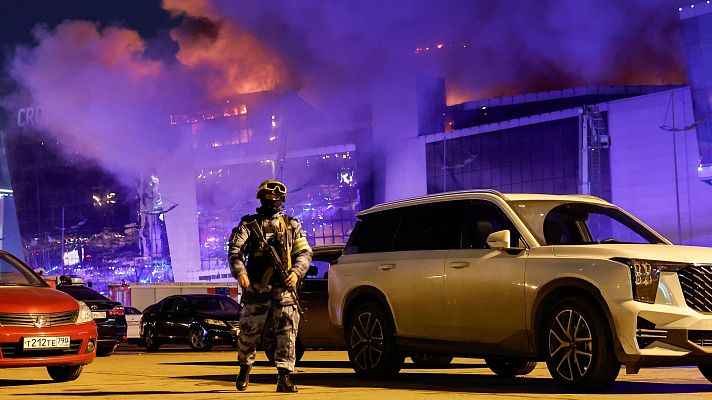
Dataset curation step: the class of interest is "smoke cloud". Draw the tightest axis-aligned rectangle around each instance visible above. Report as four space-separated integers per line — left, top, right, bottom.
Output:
209 0 686 104
7 20 174 179
166 0 289 99
2 0 688 181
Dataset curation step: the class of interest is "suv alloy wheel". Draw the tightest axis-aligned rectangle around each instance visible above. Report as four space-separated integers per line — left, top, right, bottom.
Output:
544 297 619 391
347 303 404 378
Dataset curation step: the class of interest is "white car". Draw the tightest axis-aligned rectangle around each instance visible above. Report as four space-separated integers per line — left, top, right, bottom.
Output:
328 190 712 390
124 306 142 343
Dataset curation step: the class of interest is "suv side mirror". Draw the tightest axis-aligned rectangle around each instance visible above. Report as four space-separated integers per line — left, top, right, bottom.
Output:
486 230 511 250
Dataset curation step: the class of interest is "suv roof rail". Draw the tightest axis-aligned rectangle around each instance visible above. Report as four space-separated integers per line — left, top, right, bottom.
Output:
358 189 506 216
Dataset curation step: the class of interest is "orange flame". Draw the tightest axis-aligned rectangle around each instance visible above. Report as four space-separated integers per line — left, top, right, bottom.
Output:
164 0 288 99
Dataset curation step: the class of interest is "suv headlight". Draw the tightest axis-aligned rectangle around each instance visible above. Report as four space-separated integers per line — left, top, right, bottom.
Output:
204 319 227 327
613 258 688 304
76 301 93 324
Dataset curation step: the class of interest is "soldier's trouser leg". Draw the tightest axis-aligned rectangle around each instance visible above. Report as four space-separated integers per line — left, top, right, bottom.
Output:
272 304 301 372
237 299 271 365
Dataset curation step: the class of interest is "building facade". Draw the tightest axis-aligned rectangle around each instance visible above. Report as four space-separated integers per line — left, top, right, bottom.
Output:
161 91 370 281
374 84 712 247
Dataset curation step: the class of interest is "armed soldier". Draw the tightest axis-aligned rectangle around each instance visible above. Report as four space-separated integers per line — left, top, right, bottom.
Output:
228 179 312 393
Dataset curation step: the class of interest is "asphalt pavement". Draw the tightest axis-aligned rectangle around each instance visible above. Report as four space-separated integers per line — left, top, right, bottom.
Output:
1 344 712 399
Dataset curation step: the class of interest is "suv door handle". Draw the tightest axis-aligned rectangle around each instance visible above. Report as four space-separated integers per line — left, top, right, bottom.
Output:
378 264 395 270
449 261 470 269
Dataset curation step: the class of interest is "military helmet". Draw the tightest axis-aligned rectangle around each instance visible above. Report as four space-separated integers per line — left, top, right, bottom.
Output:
256 179 287 200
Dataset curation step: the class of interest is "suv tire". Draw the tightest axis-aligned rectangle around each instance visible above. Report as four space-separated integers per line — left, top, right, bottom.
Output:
485 357 537 377
144 326 160 352
264 335 305 364
411 353 453 368
698 365 712 383
96 343 117 357
346 303 404 378
544 297 619 391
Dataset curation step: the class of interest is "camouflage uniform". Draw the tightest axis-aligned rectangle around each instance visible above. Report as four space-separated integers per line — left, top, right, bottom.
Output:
228 207 312 372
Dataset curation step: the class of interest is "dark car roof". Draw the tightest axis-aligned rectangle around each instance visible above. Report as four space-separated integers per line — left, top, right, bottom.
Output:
148 294 240 317
56 284 111 301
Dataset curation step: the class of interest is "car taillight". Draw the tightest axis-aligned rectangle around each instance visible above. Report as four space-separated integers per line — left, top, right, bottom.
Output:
108 306 125 316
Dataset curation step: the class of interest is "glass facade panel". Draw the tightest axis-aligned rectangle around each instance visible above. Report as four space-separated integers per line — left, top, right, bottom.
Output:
427 119 580 195
196 152 360 271
682 11 712 164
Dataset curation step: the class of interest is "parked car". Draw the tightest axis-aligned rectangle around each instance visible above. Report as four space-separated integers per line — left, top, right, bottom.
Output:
140 294 241 351
124 306 142 343
329 190 712 391
0 252 97 381
262 245 346 362
56 278 127 357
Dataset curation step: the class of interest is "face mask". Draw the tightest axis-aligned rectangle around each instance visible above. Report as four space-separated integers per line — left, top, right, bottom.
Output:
260 198 283 211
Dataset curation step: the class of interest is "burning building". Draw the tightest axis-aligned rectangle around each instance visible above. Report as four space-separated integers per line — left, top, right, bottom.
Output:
1 108 174 291
160 90 371 281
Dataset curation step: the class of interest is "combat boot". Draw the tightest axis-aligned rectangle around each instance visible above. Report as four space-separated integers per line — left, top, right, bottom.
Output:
235 364 251 391
276 368 298 393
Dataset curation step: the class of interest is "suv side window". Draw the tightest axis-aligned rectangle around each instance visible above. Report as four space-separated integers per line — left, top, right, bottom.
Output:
160 298 176 312
463 200 522 249
392 201 464 251
174 297 189 313
343 209 403 254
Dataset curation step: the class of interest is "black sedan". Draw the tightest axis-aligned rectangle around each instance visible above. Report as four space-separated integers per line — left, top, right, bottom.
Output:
55 280 127 357
140 294 241 351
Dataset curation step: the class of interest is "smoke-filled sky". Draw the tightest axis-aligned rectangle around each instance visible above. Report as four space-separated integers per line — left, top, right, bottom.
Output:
0 0 690 181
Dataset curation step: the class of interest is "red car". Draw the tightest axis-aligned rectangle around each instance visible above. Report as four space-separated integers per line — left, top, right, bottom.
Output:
0 251 97 381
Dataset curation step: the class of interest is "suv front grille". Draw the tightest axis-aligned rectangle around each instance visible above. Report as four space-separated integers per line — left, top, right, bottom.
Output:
0 311 78 327
0 340 82 358
689 331 712 347
677 265 712 313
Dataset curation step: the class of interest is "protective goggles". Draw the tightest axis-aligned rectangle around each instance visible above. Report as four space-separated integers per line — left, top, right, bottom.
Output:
264 181 286 195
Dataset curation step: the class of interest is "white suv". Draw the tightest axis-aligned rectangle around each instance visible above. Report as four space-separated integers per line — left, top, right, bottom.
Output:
328 190 712 390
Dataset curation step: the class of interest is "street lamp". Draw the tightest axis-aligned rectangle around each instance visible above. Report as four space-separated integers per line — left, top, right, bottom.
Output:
55 206 86 276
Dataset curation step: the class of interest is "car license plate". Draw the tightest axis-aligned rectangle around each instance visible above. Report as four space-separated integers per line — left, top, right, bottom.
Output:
23 336 70 350
91 311 106 319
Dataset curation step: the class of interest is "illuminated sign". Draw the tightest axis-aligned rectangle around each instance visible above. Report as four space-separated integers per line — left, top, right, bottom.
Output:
63 249 80 266
17 106 43 127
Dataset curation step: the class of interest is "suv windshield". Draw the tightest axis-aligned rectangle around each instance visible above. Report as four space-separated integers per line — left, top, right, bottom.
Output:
0 254 46 286
508 200 665 245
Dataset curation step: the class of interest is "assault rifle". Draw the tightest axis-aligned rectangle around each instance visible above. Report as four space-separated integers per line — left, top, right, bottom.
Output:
244 219 305 316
